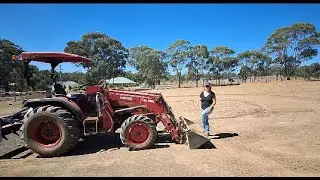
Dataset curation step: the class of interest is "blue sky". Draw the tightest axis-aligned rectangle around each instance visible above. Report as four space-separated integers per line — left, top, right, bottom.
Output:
1 4 320 74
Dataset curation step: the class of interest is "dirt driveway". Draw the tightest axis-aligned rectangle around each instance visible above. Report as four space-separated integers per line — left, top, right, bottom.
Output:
0 80 319 176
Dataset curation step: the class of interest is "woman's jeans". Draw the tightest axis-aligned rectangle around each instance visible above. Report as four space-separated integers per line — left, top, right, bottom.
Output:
201 107 212 132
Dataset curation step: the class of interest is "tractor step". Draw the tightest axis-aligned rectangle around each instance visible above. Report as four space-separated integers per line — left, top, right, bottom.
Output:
83 117 100 136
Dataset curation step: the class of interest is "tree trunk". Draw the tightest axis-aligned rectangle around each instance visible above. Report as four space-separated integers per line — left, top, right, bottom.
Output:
178 71 181 88
195 70 199 87
202 77 205 87
215 71 218 85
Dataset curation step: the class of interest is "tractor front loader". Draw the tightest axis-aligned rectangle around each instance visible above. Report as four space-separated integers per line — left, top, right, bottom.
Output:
0 52 210 157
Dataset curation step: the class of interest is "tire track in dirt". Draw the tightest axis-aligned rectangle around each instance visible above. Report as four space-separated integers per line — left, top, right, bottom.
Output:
233 140 320 176
168 96 315 121
169 99 268 120
164 94 320 102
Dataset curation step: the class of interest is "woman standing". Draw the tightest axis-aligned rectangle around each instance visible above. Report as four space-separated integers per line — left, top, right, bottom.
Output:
200 82 216 136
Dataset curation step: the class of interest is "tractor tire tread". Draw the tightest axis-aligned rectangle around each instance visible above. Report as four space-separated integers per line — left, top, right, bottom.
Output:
120 115 157 150
23 105 79 157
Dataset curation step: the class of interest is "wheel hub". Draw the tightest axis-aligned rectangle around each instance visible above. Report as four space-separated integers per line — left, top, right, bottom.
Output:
32 120 62 147
127 123 150 144
39 122 60 141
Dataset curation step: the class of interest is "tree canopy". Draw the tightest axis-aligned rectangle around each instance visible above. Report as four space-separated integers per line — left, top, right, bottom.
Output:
1 22 319 92
207 46 237 85
238 50 271 81
129 46 167 88
188 45 209 87
167 40 192 88
64 32 128 84
263 23 320 79
0 39 24 91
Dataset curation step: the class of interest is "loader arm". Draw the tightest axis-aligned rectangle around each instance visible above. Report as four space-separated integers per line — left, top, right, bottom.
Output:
106 90 184 142
106 89 209 147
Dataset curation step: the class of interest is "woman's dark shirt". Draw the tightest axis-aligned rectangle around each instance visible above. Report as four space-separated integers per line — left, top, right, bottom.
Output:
200 91 215 110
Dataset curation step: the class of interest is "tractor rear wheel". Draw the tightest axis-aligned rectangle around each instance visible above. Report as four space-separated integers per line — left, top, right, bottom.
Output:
120 115 157 150
23 105 80 157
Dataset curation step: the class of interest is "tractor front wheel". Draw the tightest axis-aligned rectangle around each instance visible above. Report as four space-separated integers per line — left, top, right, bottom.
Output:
23 105 80 157
120 115 157 150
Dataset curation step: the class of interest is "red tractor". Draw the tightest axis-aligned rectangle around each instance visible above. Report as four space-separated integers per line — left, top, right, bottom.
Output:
0 52 210 157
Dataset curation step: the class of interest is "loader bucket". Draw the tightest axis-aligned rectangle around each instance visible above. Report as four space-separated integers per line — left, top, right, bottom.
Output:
159 95 212 149
179 117 212 149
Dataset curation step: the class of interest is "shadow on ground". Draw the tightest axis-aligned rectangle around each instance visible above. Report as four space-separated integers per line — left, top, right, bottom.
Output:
65 132 174 156
197 141 216 149
67 133 124 156
4 131 223 159
157 131 216 150
211 132 239 139
0 132 175 159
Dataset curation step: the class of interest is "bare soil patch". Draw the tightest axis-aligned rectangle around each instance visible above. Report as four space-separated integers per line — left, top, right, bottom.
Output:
0 80 319 176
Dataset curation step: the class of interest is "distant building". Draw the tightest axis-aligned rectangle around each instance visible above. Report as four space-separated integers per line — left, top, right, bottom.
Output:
106 77 136 85
62 81 80 88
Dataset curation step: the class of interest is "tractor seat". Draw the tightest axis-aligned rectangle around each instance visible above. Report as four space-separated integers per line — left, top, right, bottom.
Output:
52 83 67 96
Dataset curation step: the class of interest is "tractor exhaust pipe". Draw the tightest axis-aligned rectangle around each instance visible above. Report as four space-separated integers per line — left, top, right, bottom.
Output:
179 116 212 149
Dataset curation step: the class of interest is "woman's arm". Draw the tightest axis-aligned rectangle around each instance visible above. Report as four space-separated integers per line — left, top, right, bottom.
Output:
209 93 216 108
212 94 216 105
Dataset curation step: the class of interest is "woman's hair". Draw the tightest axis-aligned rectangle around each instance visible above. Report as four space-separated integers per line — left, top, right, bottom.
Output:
204 85 211 91
203 82 211 91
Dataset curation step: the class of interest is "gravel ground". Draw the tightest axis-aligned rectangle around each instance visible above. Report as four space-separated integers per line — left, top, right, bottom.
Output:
0 80 320 176
0 133 25 157
0 100 25 157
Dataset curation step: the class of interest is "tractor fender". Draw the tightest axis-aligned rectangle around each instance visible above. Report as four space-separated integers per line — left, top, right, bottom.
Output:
22 97 86 122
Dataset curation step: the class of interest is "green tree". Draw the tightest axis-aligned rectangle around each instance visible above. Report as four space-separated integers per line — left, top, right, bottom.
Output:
256 54 272 82
189 45 209 87
187 45 199 84
238 65 250 82
124 71 141 84
64 32 128 84
0 39 24 91
263 22 320 80
269 63 283 80
223 57 239 80
296 63 320 80
129 46 167 88
33 70 52 90
208 46 236 85
61 72 87 85
310 63 320 79
295 65 312 80
26 65 41 91
238 50 271 82
167 40 191 88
